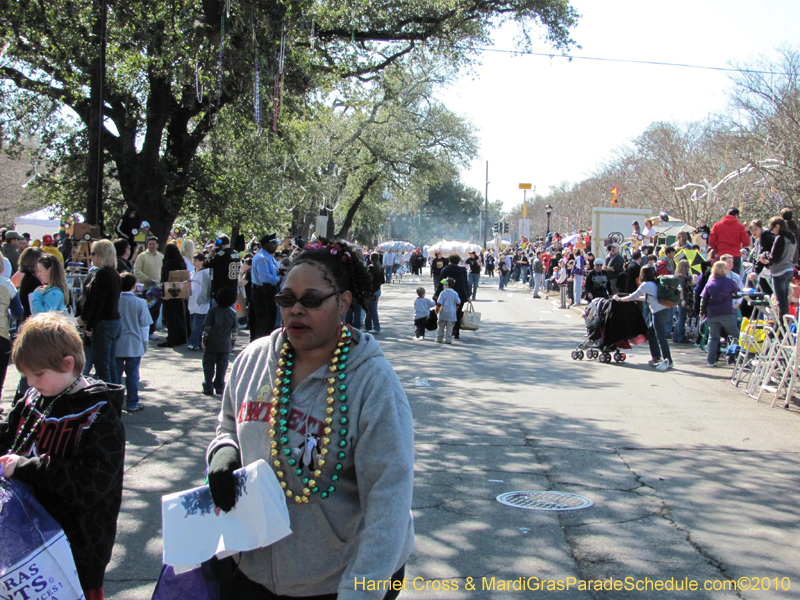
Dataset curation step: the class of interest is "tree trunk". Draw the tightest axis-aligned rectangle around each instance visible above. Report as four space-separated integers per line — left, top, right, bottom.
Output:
335 174 380 239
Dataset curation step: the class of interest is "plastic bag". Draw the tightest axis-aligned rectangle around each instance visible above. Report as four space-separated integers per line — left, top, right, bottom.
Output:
151 564 218 600
0 477 85 600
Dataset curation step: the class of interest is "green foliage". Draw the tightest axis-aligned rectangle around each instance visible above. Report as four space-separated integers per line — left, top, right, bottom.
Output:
0 0 579 241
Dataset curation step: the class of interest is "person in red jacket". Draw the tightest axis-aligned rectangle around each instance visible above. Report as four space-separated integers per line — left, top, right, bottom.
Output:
708 208 751 276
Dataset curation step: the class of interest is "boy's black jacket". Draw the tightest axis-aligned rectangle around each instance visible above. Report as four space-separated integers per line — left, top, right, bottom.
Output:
0 380 125 590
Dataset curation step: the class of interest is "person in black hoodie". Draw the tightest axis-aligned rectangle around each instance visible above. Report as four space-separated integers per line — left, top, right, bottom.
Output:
0 313 125 600
115 206 141 250
433 253 470 339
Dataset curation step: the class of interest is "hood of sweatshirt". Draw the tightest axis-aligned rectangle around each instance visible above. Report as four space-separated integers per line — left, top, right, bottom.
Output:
721 214 740 226
266 325 383 379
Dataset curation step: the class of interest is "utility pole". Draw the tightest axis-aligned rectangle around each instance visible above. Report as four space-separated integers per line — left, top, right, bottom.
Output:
87 0 107 229
483 160 489 249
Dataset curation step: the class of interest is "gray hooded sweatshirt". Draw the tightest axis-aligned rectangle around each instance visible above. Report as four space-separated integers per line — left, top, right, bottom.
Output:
207 327 414 599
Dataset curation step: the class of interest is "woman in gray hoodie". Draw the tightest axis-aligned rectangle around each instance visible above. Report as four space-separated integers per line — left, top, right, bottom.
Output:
207 239 414 600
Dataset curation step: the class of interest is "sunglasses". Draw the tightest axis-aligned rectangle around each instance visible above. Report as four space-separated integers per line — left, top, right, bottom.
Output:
274 290 338 308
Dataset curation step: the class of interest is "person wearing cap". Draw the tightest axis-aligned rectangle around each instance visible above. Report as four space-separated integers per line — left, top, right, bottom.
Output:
435 277 461 344
2 231 23 275
709 208 750 276
250 232 280 340
40 233 64 265
584 258 611 300
208 234 242 306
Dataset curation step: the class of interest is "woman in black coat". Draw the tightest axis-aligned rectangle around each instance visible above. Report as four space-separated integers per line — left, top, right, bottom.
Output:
80 239 122 384
159 243 188 347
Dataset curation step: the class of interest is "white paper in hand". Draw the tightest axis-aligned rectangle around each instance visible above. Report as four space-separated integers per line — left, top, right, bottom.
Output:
161 459 291 572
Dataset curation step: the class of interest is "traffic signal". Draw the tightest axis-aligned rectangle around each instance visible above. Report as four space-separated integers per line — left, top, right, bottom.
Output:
492 222 499 233
503 222 509 234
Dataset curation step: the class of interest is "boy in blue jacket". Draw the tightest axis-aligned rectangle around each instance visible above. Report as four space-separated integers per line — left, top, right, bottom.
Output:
116 272 153 411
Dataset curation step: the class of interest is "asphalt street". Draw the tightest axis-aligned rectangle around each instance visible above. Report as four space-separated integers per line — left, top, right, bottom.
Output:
2 270 799 600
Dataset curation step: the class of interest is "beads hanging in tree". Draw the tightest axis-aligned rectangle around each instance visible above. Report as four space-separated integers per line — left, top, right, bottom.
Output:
272 25 286 131
254 58 261 132
216 11 226 107
195 61 204 104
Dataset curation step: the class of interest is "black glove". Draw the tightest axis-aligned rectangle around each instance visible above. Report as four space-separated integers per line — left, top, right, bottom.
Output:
208 445 241 512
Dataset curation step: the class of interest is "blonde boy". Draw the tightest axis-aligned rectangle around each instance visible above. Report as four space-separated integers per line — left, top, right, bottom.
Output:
0 313 125 599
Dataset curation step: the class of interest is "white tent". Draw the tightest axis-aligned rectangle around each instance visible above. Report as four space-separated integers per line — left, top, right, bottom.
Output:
15 208 61 242
428 240 482 257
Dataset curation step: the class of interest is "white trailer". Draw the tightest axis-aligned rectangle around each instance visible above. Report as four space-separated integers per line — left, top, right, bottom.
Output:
591 207 652 259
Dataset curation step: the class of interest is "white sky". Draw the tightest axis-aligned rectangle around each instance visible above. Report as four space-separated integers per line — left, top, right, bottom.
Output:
438 0 800 212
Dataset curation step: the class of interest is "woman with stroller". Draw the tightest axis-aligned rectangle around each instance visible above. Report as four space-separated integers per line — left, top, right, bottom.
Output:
613 265 673 371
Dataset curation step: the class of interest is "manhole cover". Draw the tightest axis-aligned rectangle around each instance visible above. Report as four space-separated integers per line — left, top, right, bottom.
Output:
497 491 593 511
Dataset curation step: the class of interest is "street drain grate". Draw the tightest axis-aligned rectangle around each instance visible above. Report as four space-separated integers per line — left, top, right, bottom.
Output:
497 491 593 511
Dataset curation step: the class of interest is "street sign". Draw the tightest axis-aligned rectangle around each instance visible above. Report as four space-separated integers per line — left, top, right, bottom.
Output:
519 183 532 190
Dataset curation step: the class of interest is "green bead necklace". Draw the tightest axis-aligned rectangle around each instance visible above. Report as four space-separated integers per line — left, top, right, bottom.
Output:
7 377 83 456
269 325 352 503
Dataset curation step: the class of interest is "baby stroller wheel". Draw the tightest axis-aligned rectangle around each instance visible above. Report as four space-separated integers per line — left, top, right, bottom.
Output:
620 353 627 362
596 352 604 363
613 352 622 363
577 350 584 360
603 352 612 363
571 350 579 360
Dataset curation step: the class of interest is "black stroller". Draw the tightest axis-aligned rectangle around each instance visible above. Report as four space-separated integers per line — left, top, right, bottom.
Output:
571 297 649 363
